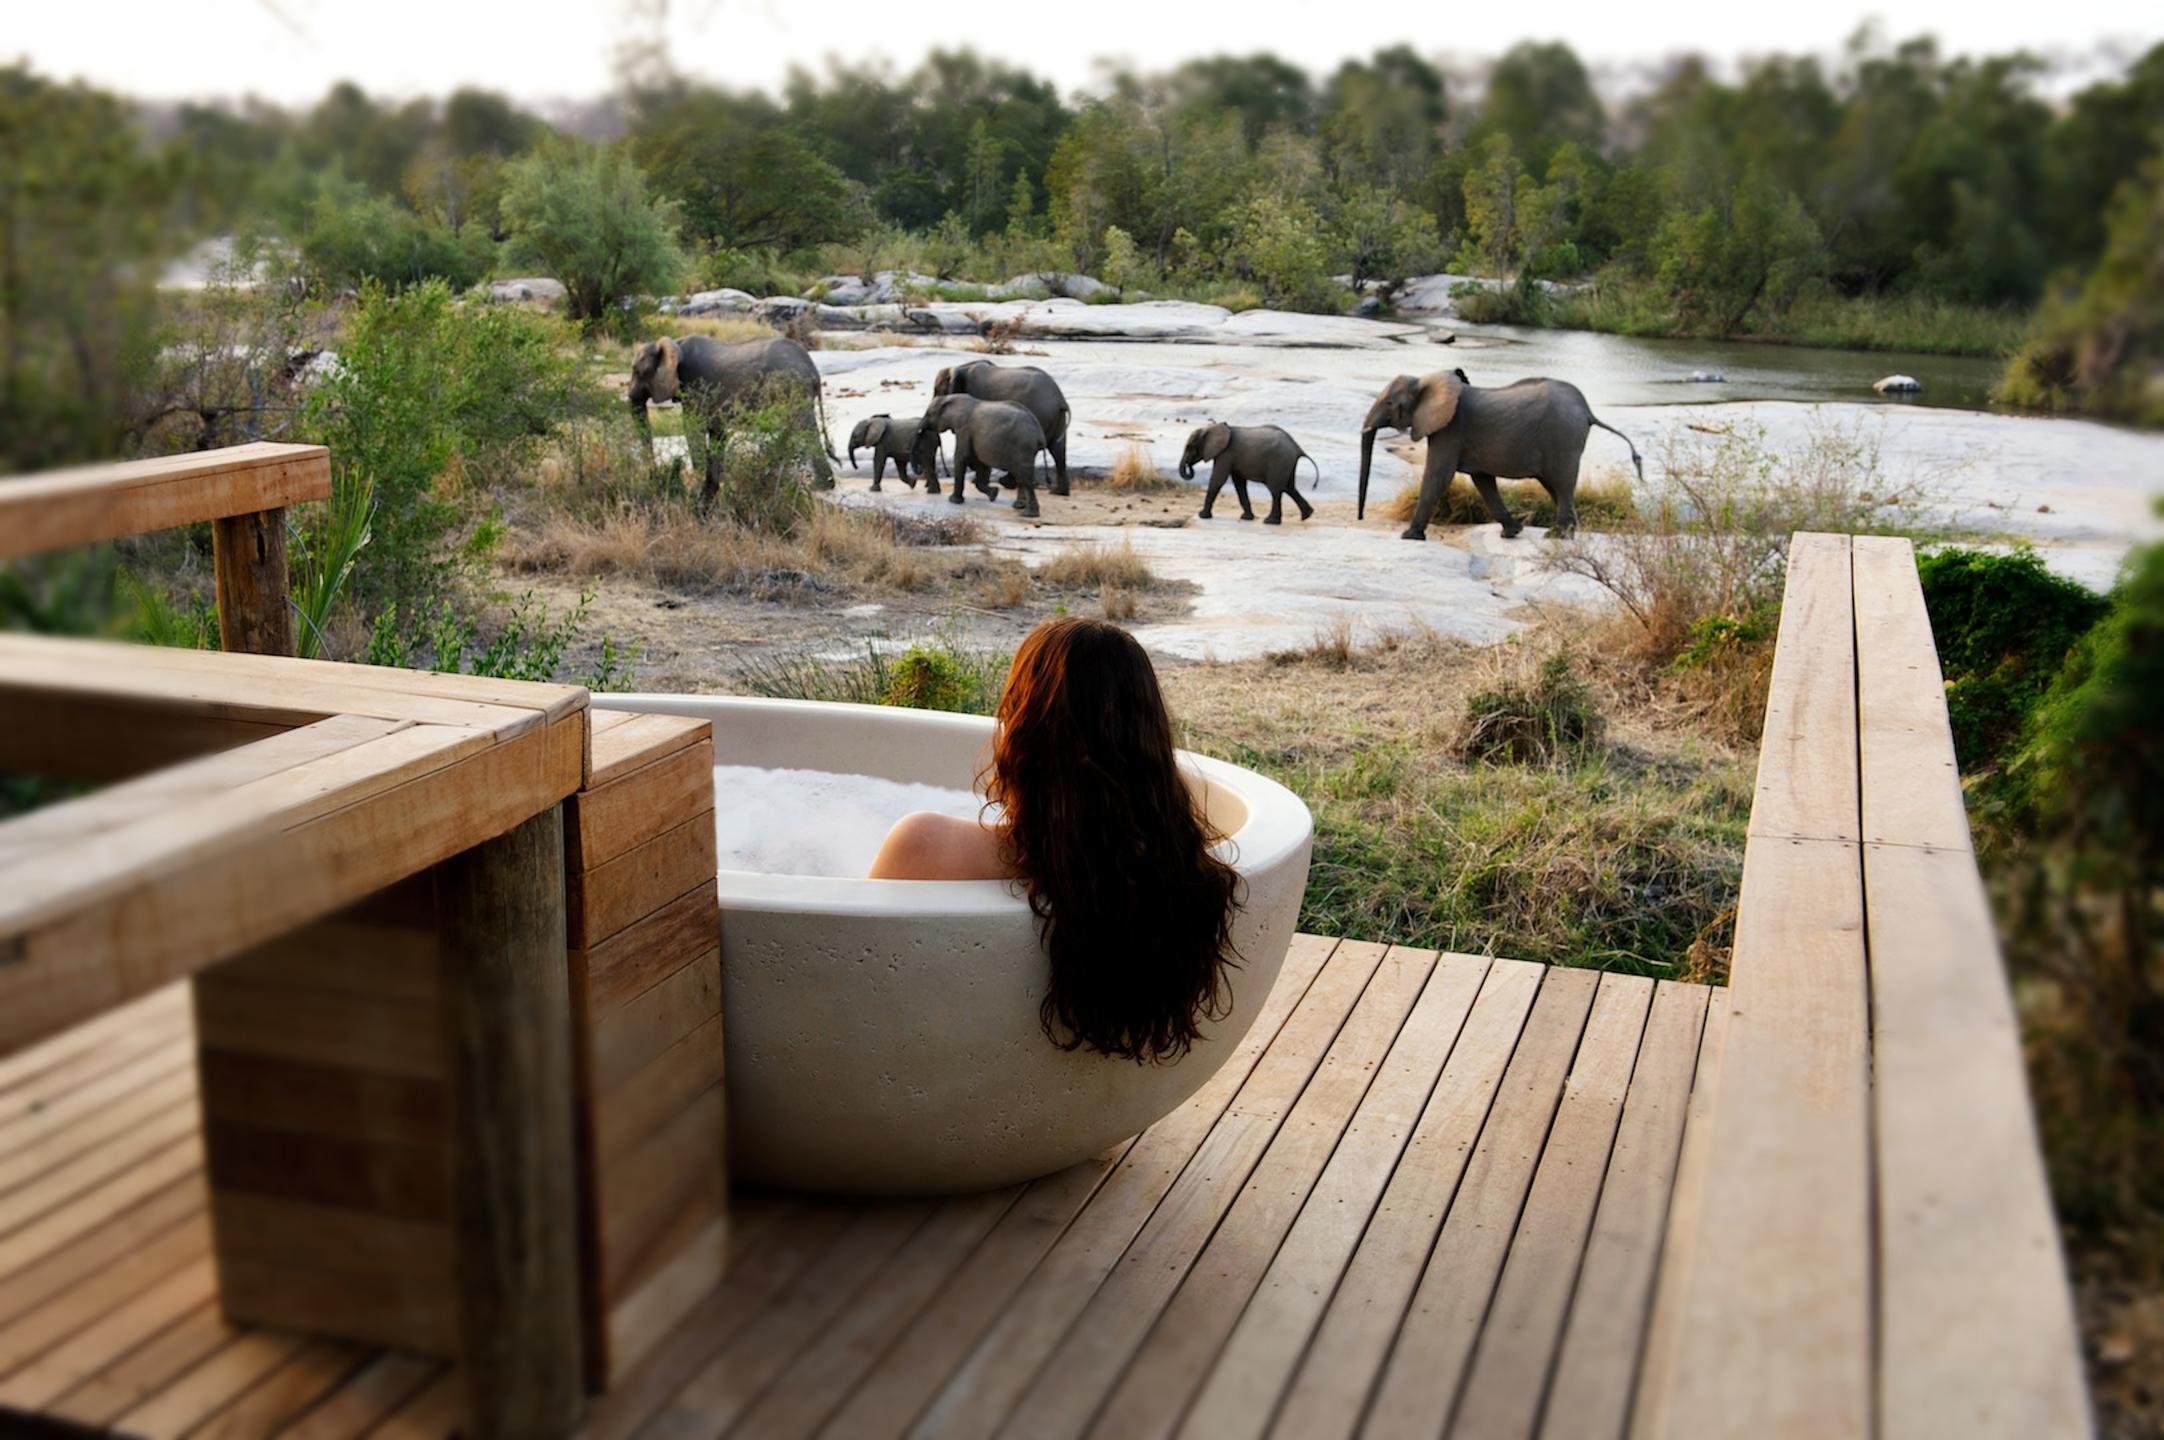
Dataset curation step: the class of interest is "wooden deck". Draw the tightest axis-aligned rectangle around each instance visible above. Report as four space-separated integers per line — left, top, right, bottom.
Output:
0 937 1719 1439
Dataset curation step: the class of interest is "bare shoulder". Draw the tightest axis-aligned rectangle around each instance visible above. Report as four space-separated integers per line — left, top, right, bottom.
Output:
868 811 1011 881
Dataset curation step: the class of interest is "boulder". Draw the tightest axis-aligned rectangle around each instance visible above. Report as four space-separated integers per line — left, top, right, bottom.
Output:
1687 370 1726 383
1874 374 1924 394
1351 295 1386 319
675 288 757 317
488 277 566 307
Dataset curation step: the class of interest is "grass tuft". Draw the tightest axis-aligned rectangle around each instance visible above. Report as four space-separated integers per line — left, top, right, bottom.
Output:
1038 537 1157 591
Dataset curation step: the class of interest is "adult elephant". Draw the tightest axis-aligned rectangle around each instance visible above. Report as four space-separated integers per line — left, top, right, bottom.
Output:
924 395 1051 517
629 334 839 506
932 361 1071 495
1179 423 1320 524
1357 369 1642 540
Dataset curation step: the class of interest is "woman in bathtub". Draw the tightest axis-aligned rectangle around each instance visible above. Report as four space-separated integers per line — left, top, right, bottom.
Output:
871 616 1242 1062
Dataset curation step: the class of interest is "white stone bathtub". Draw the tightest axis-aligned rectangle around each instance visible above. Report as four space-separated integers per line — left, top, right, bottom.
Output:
592 695 1314 1194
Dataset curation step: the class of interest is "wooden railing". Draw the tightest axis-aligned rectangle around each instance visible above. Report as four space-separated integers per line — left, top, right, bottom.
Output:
1638 533 2090 1439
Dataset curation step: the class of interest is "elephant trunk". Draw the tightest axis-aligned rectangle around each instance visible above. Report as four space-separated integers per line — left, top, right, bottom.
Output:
848 442 860 469
1358 427 1376 520
1178 458 1194 480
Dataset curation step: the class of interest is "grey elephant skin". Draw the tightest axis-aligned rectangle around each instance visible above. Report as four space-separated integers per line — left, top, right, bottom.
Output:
933 362 1072 495
847 413 943 492
629 334 839 505
1180 423 1321 525
1357 369 1642 540
925 395 1052 517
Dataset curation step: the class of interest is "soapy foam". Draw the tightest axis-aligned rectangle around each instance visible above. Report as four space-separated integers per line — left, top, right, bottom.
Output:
713 764 988 877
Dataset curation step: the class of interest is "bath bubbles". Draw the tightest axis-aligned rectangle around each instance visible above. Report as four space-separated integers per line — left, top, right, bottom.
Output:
712 765 988 877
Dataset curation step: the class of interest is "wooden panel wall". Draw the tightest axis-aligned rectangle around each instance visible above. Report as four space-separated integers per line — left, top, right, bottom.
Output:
567 712 726 1388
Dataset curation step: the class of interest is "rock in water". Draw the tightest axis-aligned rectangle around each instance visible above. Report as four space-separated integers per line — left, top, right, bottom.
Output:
1874 374 1923 393
1688 370 1726 383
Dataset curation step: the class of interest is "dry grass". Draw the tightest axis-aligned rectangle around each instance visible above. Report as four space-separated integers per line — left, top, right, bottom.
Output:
1038 536 1157 591
971 559 1033 609
1377 471 1637 528
1106 443 1182 493
1101 584 1139 620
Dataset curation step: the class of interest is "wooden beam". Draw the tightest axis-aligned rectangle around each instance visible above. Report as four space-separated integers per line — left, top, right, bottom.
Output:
0 443 330 559
211 507 295 656
440 806 585 1439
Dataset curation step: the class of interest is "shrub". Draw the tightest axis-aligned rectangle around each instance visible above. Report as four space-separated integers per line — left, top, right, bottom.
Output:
1461 653 1602 764
1917 547 2110 772
1107 443 1178 492
1224 193 1346 315
501 141 685 325
1038 537 1156 591
882 643 979 711
734 633 1009 714
297 181 497 293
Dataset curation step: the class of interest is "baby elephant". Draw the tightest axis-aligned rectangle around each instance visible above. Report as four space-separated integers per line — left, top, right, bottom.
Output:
1180 422 1321 524
847 413 943 492
924 394 1052 517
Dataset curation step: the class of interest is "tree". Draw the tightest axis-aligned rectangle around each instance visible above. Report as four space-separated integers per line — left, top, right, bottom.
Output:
1322 46 1447 192
628 86 861 253
500 142 684 323
1328 185 1443 292
1478 42 1604 176
1653 164 1825 334
1099 225 1146 296
1460 135 1524 274
298 179 496 292
1225 193 1341 312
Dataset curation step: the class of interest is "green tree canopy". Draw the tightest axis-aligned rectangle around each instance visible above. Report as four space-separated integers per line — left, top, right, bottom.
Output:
500 141 684 322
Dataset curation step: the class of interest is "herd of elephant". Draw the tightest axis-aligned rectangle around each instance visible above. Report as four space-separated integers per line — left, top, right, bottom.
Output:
627 334 1644 540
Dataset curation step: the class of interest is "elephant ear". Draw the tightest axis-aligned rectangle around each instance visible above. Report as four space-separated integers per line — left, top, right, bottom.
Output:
865 416 889 445
650 337 682 403
932 366 953 396
1409 370 1464 441
1201 422 1233 461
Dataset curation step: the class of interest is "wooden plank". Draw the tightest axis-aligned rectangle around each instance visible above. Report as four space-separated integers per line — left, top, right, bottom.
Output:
440 805 584 1439
0 716 406 870
0 690 291 783
604 1213 729 1382
1173 953 1493 1440
1059 944 1442 1440
0 1040 195 1169
1266 959 1547 1440
0 983 188 1095
0 1212 210 1379
272 1353 443 1439
196 1049 444 1150
632 1202 936 1437
1651 838 1871 1439
597 1085 727 1299
188 1339 370 1439
569 738 715 874
1449 973 1658 1440
0 1175 206 1330
45 1303 232 1428
577 883 720 1020
211 506 296 657
731 1187 1024 1438
592 1014 725 1163
217 1256 454 1358
202 1122 446 1223
909 934 1360 1440
819 1150 1131 1440
1852 535 1971 851
0 1255 215 1411
1 716 576 1055
1867 843 2088 1438
1539 982 1712 1440
568 812 717 949
209 1192 455 1281
576 1204 843 1440
1749 533 1858 842
590 950 721 1095
0 1097 200 1239
0 1136 202 1282
0 443 331 558
361 1368 467 1439
588 713 709 788
1627 1001 1730 1440
110 1328 310 1439
193 969 445 1080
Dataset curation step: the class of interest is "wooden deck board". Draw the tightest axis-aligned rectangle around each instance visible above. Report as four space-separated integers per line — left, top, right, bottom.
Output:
0 951 1731 1440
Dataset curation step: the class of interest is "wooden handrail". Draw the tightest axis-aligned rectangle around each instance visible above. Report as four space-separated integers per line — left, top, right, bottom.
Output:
0 441 330 559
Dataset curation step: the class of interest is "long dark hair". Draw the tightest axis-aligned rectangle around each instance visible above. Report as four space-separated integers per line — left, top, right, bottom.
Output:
985 617 1242 1063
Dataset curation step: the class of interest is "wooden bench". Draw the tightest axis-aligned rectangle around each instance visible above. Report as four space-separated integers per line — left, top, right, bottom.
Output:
1638 533 2089 1438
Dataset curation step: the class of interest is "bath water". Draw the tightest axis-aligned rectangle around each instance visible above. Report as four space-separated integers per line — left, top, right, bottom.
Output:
712 765 987 877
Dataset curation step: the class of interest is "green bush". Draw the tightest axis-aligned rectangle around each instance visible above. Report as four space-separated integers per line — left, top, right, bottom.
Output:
694 246 806 297
1917 547 2111 772
733 633 1009 714
501 141 685 325
297 180 497 292
1461 654 1603 764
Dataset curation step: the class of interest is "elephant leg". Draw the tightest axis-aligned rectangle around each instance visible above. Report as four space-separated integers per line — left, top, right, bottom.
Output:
1263 482 1286 525
1544 459 1581 537
871 455 885 492
899 452 919 490
1288 480 1315 521
1403 445 1458 540
1231 476 1257 521
1014 475 1041 518
972 463 998 499
947 443 971 504
1050 433 1070 497
1199 465 1229 519
1470 472 1522 538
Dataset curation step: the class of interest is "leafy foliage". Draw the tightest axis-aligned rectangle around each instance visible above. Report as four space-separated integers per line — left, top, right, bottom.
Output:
501 142 684 323
295 179 496 292
1461 654 1603 764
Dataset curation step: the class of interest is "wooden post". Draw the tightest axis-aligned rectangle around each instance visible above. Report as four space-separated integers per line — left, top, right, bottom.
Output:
441 806 586 1438
211 506 295 656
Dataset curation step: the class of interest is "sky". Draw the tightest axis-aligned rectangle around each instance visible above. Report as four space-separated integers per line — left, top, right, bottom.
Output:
11 0 2160 106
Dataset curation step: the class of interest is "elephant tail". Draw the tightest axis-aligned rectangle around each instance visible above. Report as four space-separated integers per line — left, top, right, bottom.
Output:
1297 451 1322 487
1590 415 1644 483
